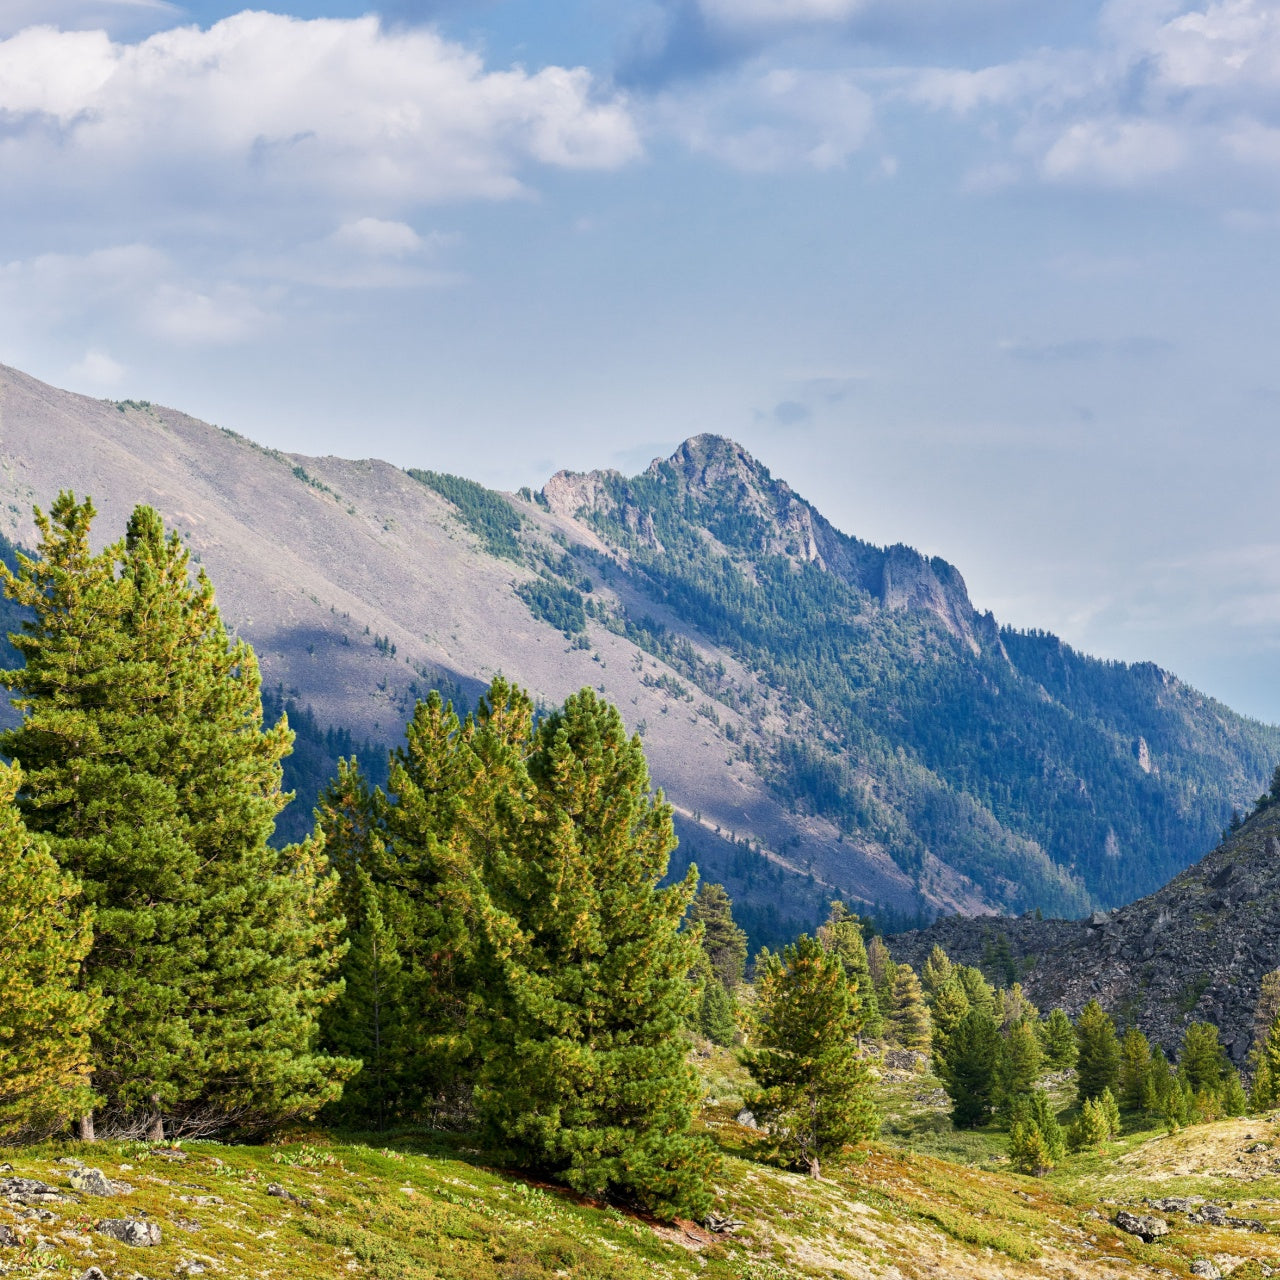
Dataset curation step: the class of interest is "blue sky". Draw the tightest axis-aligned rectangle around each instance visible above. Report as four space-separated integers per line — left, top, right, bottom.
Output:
5 0 1280 721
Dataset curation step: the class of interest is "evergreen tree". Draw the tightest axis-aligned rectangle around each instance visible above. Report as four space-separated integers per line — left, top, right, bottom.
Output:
745 934 877 1177
698 971 738 1046
690 883 749 990
929 977 971 1074
0 496 351 1138
477 688 715 1218
818 902 881 1039
938 1009 1001 1128
997 1019 1044 1117
1008 1089 1064 1175
1075 1000 1120 1104
1067 1097 1111 1152
1251 1054 1276 1112
1179 1022 1227 1095
1144 1046 1177 1116
1220 1070 1248 1117
981 932 1017 988
866 935 896 1016
920 944 953 1001
887 965 931 1053
1253 970 1280 1052
1118 1028 1152 1111
998 983 1039 1032
1257 1012 1280 1110
1039 1008 1078 1069
0 763 98 1139
1098 1086 1122 1138
955 965 997 1021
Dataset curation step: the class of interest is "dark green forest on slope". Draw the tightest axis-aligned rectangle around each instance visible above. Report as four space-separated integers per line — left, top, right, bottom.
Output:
544 441 1279 917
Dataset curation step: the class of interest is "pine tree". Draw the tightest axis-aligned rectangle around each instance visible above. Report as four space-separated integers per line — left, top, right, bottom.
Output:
1098 1086 1122 1137
937 1009 1001 1128
690 882 749 990
1179 1022 1227 1095
698 971 738 1046
997 1019 1044 1118
866 935 896 1016
998 983 1039 1032
929 977 971 1073
1258 1012 1280 1110
1118 1028 1152 1110
955 965 997 1021
477 688 715 1218
1144 1046 1177 1116
0 763 98 1139
1220 1070 1248 1117
1008 1089 1064 1175
1067 1097 1111 1152
1075 1000 1120 1104
817 902 881 1039
1039 1008 1077 1069
1254 970 1280 1052
0 497 351 1137
888 965 931 1054
745 934 877 1177
1251 1054 1276 1111
920 944 953 1000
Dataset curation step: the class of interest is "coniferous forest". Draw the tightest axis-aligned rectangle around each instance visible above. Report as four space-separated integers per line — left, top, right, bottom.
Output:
8 497 1280 1279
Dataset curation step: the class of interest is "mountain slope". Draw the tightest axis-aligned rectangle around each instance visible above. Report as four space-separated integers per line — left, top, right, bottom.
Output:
890 799 1280 1063
0 364 1274 940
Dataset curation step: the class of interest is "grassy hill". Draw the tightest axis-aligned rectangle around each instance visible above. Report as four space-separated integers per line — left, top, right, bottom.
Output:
9 1048 1280 1279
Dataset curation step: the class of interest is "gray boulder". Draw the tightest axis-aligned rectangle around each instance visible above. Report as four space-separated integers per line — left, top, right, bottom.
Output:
1189 1262 1221 1279
1114 1210 1169 1241
96 1217 162 1246
0 1176 67 1205
70 1167 124 1196
0 1225 16 1246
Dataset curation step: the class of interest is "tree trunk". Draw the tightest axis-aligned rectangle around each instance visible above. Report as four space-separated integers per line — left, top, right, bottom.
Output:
147 1095 165 1143
807 1155 821 1179
77 1111 96 1143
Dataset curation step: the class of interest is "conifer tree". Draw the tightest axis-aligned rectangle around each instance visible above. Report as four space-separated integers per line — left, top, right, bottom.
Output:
477 688 714 1218
866 935 896 1016
1144 1046 1177 1116
1098 1086 1122 1137
997 1019 1044 1117
745 934 877 1177
1251 1053 1276 1112
998 983 1039 1032
1075 1000 1120 1104
1119 1028 1152 1111
1040 1008 1077 1069
1 496 351 1137
0 763 98 1139
1008 1089 1064 1175
1180 1022 1227 1095
1254 970 1280 1051
818 902 880 1039
955 965 997 1021
690 882 749 990
920 944 953 1000
937 1008 1000 1128
1068 1097 1111 1152
929 977 971 1073
1221 1070 1248 1117
888 964 931 1053
698 972 738 1046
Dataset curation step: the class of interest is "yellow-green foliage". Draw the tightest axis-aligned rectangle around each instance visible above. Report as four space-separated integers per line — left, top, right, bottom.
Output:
0 761 96 1139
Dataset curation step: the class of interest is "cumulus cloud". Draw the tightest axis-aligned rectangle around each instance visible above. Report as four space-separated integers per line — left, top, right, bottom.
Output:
0 13 640 215
69 348 127 388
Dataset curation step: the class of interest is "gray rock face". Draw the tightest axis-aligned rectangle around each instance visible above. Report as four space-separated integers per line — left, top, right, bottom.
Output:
735 1108 758 1129
69 1167 124 1196
95 1218 162 1246
0 1224 16 1246
1114 1210 1169 1241
890 809 1280 1060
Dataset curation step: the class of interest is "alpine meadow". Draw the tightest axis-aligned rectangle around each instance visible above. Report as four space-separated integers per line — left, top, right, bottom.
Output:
7 0 1280 1274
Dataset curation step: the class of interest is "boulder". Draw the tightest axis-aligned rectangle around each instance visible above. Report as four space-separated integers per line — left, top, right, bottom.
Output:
735 1109 758 1129
0 1176 68 1205
1114 1210 1169 1241
77 1269 110 1280
96 1217 162 1246
69 1167 124 1196
0 1225 16 1246
1189 1263 1220 1279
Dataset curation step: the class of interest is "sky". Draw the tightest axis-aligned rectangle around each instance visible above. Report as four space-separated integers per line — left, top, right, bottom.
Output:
4 0 1280 721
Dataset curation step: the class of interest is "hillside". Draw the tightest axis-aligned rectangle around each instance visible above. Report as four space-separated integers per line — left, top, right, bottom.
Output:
1 363 1276 940
890 800 1280 1064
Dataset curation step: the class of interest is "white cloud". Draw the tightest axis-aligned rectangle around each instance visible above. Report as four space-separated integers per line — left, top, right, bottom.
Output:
656 65 873 170
329 219 425 258
1041 117 1188 184
69 347 126 387
0 13 640 213
696 0 866 30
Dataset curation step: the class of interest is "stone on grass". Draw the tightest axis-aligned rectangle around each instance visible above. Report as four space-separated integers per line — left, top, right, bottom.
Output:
70 1167 124 1196
1114 1210 1169 1241
95 1217 161 1246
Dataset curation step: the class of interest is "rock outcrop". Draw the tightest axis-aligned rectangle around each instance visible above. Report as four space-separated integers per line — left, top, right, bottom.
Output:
890 804 1280 1061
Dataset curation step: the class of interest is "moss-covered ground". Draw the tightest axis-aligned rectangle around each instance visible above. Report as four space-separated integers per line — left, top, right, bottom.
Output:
4 1051 1280 1279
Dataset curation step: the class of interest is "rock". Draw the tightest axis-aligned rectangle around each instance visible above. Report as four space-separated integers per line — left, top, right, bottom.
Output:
180 1195 224 1207
1202 1204 1228 1225
0 1224 16 1246
1189 1264 1220 1279
77 1269 110 1280
1114 1210 1169 1241
70 1167 124 1196
95 1217 162 1246
1 1175 68 1205
55 1157 85 1168
883 1048 928 1071
1149 1196 1201 1213
735 1109 758 1129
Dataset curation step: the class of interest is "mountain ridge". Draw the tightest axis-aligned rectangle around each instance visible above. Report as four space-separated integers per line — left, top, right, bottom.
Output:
1 362 1275 942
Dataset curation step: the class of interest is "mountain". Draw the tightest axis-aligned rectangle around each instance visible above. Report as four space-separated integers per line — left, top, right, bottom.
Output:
890 799 1280 1064
0 363 1276 946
